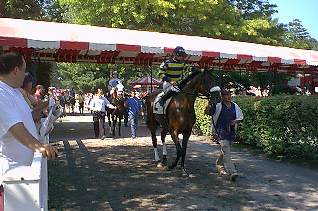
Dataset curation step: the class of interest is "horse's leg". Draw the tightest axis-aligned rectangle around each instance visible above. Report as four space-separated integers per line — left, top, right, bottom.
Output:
148 119 159 163
112 115 116 138
118 116 122 137
180 131 191 176
169 130 182 170
161 124 169 165
106 111 112 135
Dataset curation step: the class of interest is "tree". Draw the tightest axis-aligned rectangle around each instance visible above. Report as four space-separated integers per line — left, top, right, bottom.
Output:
228 0 278 19
288 19 310 40
0 0 43 19
41 0 67 22
57 0 285 45
282 19 318 50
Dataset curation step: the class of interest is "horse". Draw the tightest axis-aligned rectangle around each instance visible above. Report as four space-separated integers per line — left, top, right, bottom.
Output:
145 69 221 174
106 89 126 138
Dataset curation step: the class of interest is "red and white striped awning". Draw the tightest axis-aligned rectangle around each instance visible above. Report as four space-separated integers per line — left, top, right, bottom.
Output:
0 18 318 73
131 76 161 85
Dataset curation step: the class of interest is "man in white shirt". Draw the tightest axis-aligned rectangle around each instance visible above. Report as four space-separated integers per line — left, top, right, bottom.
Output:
0 52 57 175
89 89 116 139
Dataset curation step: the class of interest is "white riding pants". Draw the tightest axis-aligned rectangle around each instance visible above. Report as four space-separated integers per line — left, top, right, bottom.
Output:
163 81 180 93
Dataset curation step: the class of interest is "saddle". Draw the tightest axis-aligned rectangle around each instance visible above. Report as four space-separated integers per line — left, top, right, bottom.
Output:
153 92 172 114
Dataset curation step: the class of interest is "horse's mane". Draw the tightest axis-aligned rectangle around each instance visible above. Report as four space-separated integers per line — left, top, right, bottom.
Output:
178 69 202 90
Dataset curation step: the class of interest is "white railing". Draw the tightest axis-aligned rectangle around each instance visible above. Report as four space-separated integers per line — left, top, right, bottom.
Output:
0 104 62 211
1 150 47 211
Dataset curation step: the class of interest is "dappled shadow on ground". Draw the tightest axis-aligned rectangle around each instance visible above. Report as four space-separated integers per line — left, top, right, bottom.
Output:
48 138 318 210
49 140 238 210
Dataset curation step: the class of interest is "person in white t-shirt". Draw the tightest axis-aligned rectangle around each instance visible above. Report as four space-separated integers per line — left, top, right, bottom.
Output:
0 52 57 175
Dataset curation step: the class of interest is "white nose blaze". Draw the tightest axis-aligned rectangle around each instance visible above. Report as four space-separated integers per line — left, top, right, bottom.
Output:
209 86 221 93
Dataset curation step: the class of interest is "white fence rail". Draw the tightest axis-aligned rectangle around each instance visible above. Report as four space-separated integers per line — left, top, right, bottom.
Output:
1 150 48 211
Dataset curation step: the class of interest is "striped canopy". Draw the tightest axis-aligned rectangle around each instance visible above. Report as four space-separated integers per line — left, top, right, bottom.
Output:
131 76 161 85
0 18 318 74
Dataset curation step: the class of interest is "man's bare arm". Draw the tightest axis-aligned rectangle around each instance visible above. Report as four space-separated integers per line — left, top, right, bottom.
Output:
9 123 58 159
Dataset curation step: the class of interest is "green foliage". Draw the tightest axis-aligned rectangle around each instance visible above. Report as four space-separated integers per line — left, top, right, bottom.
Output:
0 0 43 19
194 99 211 136
282 19 318 50
236 96 318 159
57 0 285 45
194 96 318 159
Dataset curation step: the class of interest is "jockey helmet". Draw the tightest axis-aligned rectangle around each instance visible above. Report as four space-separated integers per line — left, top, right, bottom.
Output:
173 46 186 56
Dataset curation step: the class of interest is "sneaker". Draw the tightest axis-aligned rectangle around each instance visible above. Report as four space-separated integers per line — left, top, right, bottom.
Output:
101 136 106 140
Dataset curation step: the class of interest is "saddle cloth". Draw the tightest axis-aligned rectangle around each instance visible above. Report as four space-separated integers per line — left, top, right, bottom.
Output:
153 92 172 114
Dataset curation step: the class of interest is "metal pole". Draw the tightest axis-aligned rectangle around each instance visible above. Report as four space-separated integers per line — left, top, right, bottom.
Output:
218 57 223 88
150 65 153 93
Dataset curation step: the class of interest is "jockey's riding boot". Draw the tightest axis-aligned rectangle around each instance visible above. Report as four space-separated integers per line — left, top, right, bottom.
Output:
159 90 176 106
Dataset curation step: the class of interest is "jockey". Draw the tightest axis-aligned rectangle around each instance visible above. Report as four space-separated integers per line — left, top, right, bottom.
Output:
108 71 124 96
115 80 124 95
158 46 195 106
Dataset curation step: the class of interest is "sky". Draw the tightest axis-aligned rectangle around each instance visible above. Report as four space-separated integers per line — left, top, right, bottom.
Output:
269 0 318 39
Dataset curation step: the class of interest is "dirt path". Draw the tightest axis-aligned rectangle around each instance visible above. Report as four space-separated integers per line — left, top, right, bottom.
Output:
48 114 318 211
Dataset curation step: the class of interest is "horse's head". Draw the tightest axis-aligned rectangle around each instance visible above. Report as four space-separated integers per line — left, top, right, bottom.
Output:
196 69 221 104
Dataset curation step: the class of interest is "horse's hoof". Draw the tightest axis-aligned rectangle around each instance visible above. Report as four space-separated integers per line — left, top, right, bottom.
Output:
230 173 238 181
162 157 167 165
168 165 175 170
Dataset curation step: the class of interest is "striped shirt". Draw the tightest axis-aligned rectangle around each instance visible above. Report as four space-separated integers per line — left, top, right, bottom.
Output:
159 58 193 82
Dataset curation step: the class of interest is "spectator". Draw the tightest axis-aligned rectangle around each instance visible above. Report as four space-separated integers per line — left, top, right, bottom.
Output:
20 73 48 123
90 89 116 139
77 91 85 114
69 88 76 114
58 91 66 117
20 72 37 109
47 87 56 110
125 90 142 139
33 84 45 103
205 89 243 180
0 52 57 175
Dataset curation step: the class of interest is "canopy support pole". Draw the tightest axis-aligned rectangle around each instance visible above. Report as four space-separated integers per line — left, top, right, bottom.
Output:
218 57 223 88
150 63 153 93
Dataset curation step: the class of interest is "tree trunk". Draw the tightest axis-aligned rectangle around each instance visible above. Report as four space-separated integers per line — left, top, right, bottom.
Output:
0 0 5 17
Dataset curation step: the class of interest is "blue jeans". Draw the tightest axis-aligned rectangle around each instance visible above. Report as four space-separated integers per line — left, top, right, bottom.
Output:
129 113 138 138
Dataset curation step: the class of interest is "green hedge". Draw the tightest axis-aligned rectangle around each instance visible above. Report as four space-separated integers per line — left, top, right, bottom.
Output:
194 95 318 159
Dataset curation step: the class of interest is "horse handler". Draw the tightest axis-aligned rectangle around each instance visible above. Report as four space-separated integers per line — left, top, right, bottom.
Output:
205 89 243 180
125 90 142 139
90 89 116 140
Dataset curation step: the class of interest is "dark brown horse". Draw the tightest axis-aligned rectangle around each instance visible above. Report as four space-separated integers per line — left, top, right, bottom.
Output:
145 69 220 173
106 89 126 138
